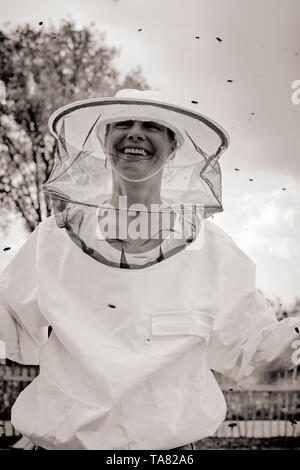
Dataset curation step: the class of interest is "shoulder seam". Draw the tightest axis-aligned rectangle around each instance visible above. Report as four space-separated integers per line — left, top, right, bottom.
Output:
204 221 256 267
204 220 233 242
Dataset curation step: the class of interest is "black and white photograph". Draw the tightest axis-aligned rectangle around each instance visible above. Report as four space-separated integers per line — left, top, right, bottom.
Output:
0 0 300 454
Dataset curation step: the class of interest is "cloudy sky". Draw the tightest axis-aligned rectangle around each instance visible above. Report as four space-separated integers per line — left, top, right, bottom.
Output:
0 0 299 304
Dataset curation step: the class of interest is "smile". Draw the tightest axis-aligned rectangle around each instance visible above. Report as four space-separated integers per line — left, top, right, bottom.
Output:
116 146 154 160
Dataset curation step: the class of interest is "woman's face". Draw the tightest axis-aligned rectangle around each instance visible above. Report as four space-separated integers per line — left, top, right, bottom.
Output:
104 120 176 181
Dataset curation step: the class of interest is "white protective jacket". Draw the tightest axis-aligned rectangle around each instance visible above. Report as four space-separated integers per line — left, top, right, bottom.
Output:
0 216 299 450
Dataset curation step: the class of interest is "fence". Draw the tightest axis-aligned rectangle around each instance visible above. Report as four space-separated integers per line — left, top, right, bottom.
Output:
214 370 300 438
0 365 300 440
0 364 38 438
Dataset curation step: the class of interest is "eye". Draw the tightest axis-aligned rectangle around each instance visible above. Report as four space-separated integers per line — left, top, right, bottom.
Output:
113 121 133 128
143 122 162 131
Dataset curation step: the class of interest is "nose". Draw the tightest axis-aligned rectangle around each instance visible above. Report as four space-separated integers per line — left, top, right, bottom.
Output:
127 122 145 141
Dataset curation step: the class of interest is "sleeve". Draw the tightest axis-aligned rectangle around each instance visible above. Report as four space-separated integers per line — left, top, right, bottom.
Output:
0 224 49 365
207 237 300 386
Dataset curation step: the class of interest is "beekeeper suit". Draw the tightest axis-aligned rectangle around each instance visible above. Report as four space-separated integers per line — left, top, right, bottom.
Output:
0 89 299 450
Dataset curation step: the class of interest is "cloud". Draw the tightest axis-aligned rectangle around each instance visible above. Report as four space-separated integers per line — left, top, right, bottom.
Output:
238 191 300 260
214 178 300 302
216 180 300 259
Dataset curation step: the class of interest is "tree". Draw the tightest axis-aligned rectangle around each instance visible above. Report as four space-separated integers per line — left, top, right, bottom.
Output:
0 20 148 233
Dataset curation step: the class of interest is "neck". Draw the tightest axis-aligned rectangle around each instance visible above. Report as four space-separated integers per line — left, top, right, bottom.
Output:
110 174 162 209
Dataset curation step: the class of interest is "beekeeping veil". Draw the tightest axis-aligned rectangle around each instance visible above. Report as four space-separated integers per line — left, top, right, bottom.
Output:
42 89 229 269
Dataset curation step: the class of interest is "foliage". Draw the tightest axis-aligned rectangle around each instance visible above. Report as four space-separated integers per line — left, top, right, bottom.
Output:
0 20 148 232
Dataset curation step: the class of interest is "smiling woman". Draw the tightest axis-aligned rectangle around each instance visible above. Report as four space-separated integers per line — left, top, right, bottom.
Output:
104 119 177 183
42 88 228 269
1 89 300 451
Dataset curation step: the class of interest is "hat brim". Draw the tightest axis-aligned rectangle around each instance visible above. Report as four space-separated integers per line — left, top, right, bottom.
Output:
48 97 229 151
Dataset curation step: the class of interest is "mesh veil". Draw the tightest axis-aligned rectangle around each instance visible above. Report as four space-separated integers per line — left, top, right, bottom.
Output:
42 98 229 269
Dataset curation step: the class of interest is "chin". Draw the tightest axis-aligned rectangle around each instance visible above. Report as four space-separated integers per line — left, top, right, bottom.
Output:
114 163 153 179
120 172 148 181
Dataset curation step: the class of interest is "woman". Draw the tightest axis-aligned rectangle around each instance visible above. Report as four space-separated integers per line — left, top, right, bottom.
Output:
0 89 299 450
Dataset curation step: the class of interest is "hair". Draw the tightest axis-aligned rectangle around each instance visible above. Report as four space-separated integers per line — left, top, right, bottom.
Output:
166 128 176 142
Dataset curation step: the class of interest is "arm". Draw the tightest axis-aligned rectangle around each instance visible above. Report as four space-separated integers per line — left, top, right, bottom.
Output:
207 238 300 387
0 225 48 365
0 299 20 362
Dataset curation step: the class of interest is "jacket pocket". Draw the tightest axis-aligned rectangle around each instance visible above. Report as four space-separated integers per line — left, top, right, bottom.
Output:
150 310 214 357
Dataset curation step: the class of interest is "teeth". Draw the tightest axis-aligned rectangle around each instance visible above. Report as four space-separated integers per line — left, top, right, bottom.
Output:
123 147 148 156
